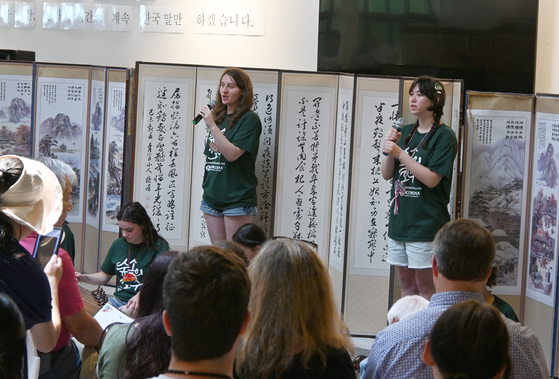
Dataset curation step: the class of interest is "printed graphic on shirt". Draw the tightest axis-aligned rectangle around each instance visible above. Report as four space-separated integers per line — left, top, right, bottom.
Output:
115 258 143 292
398 148 423 198
205 127 226 172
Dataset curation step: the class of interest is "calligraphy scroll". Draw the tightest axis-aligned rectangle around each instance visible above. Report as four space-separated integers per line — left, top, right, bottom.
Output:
274 72 338 263
134 63 196 250
328 74 355 310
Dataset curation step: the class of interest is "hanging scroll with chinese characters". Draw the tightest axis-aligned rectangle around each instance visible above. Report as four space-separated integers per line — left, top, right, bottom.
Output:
134 63 196 250
274 72 338 262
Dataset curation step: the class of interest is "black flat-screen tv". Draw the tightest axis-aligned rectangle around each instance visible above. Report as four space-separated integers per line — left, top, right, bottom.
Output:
318 0 538 94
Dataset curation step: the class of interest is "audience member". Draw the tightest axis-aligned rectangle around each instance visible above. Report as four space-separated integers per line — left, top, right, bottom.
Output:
36 156 78 264
483 266 519 322
147 246 251 379
97 251 178 379
18 157 103 379
363 219 549 379
359 295 430 377
214 240 249 265
387 295 430 325
76 202 170 315
423 300 511 379
0 292 27 379
232 223 267 261
235 238 354 379
0 155 63 354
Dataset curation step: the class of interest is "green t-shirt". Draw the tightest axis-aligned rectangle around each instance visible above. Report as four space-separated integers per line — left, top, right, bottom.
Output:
388 123 457 242
97 323 132 379
100 237 170 302
202 111 262 210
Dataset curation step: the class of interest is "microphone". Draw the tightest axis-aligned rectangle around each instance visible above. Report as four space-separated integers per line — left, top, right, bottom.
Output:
383 117 405 156
193 99 216 125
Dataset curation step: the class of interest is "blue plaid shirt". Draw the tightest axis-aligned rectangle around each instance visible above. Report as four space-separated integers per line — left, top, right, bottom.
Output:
363 291 549 379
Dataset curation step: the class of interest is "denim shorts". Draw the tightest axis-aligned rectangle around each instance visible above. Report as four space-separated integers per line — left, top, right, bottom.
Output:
201 199 257 217
386 238 433 269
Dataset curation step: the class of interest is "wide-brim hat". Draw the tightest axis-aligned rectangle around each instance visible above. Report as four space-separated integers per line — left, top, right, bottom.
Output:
0 155 63 235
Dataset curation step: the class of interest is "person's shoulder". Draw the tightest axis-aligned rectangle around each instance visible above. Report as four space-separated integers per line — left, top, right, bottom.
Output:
155 237 170 250
240 111 262 127
104 322 134 344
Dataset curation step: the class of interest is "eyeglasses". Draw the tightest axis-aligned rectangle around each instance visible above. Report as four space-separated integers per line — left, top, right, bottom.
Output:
271 236 318 250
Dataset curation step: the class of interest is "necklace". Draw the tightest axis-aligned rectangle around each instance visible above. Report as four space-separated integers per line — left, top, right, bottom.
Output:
390 126 432 215
164 370 232 379
407 127 431 157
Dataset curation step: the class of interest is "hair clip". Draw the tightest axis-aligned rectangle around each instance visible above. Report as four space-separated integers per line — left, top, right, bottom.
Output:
434 82 443 94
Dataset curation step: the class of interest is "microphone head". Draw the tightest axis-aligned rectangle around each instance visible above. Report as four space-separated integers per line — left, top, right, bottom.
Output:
395 117 405 132
208 99 217 109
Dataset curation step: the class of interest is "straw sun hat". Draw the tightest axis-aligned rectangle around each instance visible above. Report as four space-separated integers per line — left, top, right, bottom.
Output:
0 155 63 235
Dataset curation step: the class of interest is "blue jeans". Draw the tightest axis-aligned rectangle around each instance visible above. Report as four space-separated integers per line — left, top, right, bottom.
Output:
200 199 257 217
108 295 127 309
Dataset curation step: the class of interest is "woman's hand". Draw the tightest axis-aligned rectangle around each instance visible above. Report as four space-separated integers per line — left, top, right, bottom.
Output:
385 128 402 145
383 138 404 158
198 105 217 130
124 292 140 318
44 254 63 284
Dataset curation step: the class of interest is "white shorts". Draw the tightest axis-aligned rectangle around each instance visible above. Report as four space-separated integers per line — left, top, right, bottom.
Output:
386 238 433 269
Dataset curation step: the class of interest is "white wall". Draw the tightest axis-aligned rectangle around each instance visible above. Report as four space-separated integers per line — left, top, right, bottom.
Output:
1 0 319 71
536 0 559 94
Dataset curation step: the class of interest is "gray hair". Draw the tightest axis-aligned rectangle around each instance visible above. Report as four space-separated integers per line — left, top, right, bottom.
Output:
36 156 78 191
433 219 495 282
387 295 429 325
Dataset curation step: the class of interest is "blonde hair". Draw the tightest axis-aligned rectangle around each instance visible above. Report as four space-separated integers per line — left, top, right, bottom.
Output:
235 238 353 379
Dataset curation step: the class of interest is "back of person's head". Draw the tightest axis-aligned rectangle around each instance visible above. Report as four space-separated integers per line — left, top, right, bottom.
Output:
433 219 495 282
387 295 429 325
232 223 267 249
425 300 510 379
117 202 164 249
35 156 78 190
163 246 250 362
236 238 353 379
214 240 249 266
0 292 27 379
124 251 178 379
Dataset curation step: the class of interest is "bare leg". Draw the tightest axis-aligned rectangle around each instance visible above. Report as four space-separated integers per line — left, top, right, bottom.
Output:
415 268 435 300
224 215 254 241
399 266 419 296
203 213 226 243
